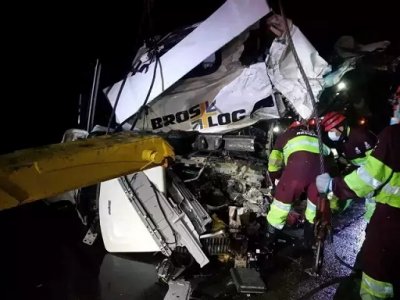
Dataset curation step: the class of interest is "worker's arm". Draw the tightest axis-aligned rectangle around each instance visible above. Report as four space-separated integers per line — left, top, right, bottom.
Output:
268 149 283 180
267 131 288 180
332 127 393 200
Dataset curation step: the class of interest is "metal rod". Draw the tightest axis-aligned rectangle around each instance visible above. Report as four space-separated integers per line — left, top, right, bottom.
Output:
87 59 101 131
78 93 82 126
90 62 101 130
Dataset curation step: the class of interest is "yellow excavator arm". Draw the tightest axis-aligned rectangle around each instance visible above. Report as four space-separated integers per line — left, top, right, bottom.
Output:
0 133 174 211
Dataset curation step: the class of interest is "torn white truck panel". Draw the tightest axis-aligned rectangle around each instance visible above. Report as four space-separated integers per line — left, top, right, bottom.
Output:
107 0 271 123
131 40 278 133
267 24 331 119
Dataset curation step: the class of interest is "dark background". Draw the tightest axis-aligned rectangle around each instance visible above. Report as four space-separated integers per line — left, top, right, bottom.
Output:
2 0 398 154
0 1 398 298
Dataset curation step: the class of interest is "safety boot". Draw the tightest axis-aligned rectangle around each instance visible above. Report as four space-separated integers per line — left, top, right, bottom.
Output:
262 223 279 251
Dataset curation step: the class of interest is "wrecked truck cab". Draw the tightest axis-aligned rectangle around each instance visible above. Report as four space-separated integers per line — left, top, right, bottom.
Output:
98 0 331 277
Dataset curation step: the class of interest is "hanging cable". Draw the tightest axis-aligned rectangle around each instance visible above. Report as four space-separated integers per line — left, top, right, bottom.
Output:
105 0 157 134
278 0 331 277
106 73 129 134
130 51 160 131
106 46 157 134
278 0 325 175
113 49 161 132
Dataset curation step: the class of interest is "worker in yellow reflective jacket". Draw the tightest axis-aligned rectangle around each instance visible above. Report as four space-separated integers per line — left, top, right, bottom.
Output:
320 111 378 220
266 121 331 247
316 124 400 300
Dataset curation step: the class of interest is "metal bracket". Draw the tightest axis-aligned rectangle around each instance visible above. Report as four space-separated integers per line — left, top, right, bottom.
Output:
164 280 192 300
83 228 98 246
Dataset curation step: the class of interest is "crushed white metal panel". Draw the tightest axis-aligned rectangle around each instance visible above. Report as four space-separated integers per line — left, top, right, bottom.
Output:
99 167 165 253
99 178 161 253
125 172 209 267
266 24 331 119
99 171 209 267
106 0 271 123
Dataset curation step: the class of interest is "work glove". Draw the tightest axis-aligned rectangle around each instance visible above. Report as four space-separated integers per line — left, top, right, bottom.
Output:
316 173 332 194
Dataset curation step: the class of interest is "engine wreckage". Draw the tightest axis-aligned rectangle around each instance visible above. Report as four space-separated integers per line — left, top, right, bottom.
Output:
1 0 398 298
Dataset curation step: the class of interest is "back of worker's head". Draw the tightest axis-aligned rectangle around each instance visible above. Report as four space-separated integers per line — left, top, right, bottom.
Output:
287 119 317 134
321 111 347 142
306 118 317 130
288 120 302 129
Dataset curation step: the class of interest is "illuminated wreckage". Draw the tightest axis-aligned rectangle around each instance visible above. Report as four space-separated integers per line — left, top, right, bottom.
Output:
60 0 395 297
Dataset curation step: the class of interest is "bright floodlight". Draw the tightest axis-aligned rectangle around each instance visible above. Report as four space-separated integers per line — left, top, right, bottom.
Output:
337 82 347 91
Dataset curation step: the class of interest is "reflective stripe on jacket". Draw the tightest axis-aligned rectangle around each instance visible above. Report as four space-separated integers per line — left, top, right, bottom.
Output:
268 127 330 173
344 157 400 208
333 124 400 209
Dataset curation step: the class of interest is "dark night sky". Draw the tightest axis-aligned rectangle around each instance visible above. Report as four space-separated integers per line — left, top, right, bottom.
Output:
2 0 398 154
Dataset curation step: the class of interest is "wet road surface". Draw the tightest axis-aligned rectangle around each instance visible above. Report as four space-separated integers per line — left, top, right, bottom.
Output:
263 200 366 300
0 200 366 299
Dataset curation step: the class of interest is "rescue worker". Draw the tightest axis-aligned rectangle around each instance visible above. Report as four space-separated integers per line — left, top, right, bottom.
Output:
321 111 377 220
316 124 400 299
266 120 331 246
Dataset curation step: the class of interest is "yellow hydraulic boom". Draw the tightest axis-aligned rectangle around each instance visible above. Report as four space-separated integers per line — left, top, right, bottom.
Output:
0 132 174 211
